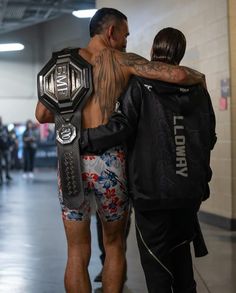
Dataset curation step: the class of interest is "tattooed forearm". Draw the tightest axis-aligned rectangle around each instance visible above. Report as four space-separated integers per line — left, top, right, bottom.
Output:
119 52 204 85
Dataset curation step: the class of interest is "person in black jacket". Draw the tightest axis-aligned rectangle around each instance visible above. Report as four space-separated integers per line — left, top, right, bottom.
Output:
80 27 216 293
22 120 38 179
0 116 13 184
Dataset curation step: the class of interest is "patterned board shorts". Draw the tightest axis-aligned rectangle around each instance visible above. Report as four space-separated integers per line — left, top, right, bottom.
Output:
58 146 130 222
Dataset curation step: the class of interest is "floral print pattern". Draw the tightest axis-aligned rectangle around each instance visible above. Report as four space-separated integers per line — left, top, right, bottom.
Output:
58 146 129 222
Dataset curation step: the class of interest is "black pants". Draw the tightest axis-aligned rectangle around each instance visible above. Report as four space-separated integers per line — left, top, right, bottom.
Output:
23 147 36 172
0 149 10 180
135 208 198 293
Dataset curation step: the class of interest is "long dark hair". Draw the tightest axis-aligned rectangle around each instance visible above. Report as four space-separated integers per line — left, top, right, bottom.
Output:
151 27 186 65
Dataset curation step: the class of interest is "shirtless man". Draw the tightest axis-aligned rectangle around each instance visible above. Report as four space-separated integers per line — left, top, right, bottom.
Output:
35 8 204 293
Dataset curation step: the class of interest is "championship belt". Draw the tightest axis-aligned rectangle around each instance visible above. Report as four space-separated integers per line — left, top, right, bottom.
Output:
37 48 93 209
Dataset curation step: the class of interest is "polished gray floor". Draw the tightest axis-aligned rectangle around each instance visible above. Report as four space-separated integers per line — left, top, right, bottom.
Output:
0 169 235 293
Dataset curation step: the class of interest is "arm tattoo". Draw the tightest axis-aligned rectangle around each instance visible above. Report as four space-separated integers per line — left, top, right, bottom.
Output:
119 52 204 85
93 48 126 121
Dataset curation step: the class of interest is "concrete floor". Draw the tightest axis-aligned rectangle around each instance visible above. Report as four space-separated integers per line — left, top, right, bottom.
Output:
0 169 235 293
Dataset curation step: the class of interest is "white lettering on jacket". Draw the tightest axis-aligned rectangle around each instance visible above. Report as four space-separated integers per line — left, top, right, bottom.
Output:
144 84 152 91
173 116 188 177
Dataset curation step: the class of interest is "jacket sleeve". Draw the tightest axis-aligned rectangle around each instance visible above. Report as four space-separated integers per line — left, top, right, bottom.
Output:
80 78 143 154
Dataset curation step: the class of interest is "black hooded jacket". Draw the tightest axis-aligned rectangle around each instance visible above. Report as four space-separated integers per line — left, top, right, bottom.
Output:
80 76 216 210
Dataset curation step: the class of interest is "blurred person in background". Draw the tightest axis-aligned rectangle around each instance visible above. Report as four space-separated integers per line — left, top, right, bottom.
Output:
22 120 38 179
0 116 12 185
8 124 20 170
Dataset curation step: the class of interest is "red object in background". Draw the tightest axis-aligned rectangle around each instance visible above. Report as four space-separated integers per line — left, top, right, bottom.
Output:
219 97 227 111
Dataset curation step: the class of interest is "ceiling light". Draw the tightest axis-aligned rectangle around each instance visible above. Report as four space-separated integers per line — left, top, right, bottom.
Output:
72 9 97 18
0 43 24 52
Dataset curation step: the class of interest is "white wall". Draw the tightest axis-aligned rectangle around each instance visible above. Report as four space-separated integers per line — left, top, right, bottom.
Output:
0 14 90 124
41 14 90 61
0 25 43 123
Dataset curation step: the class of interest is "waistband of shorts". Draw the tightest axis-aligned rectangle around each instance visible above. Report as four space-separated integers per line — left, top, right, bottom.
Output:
81 145 125 157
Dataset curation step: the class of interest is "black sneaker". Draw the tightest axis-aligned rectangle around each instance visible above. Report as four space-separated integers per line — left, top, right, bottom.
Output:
6 175 12 181
94 270 103 282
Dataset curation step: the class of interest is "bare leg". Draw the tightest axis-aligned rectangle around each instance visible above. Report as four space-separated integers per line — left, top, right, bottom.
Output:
63 219 92 293
101 211 129 293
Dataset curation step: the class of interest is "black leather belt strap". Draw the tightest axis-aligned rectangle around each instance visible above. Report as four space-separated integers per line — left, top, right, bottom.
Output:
37 48 93 209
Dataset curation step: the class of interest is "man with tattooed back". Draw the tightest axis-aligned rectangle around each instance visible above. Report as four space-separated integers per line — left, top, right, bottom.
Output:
35 8 204 293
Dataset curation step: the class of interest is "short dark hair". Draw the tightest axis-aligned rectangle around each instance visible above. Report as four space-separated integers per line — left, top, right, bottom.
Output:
151 27 186 65
89 7 127 37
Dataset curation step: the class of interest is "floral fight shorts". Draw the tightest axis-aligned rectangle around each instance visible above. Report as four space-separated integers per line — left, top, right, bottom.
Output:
58 146 130 222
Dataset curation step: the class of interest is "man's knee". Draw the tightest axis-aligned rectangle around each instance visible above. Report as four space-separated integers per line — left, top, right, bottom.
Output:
104 232 124 249
63 219 91 248
64 221 91 267
103 221 126 249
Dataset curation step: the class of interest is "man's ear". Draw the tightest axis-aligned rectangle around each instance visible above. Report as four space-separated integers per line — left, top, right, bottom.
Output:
107 25 116 40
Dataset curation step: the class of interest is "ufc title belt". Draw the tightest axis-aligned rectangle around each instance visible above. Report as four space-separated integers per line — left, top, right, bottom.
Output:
37 48 93 209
